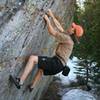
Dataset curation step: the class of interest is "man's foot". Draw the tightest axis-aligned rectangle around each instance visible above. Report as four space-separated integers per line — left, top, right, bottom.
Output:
9 75 22 89
23 84 34 93
27 84 34 92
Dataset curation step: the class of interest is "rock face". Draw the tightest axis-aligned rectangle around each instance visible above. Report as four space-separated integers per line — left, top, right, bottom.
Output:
62 89 96 100
0 0 75 100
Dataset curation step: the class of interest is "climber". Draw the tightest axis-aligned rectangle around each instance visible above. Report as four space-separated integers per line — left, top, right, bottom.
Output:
9 9 84 92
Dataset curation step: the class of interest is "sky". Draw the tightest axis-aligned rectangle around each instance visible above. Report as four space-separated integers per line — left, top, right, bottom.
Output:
76 0 85 9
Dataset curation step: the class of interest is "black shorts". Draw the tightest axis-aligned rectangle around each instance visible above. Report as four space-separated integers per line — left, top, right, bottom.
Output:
38 56 64 75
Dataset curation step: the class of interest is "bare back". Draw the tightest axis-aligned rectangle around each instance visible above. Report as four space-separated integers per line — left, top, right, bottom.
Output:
55 32 74 64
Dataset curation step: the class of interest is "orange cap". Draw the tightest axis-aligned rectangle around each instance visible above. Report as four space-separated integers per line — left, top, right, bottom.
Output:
72 22 84 37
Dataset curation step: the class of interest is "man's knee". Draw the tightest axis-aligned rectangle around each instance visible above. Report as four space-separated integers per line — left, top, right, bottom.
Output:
29 55 38 63
39 69 43 74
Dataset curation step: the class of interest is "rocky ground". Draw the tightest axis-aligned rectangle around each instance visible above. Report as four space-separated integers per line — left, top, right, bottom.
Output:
40 77 62 100
40 76 99 100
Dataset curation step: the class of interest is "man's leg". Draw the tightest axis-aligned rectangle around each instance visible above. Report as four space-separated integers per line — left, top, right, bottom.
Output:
10 55 38 89
47 9 65 33
28 69 43 92
20 55 38 84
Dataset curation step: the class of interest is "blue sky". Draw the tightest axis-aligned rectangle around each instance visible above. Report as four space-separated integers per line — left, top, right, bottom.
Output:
76 0 85 9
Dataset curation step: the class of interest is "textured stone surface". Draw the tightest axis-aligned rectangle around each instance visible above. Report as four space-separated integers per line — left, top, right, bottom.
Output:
0 0 75 100
62 89 96 100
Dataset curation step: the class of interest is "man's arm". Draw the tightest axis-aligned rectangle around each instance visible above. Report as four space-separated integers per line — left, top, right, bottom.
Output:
47 9 65 33
44 14 71 43
44 14 58 37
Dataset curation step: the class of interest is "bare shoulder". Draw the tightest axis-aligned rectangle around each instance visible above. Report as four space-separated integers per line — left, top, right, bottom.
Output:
55 32 70 41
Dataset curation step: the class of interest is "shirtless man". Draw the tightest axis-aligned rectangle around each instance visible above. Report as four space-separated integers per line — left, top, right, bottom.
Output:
9 9 83 92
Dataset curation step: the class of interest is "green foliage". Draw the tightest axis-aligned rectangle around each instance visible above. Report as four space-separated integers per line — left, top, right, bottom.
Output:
73 0 100 87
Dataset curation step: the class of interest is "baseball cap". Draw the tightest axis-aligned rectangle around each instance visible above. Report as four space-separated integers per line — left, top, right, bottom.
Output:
72 22 84 37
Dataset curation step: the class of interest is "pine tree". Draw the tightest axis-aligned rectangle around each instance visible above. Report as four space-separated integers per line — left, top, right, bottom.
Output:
73 0 100 88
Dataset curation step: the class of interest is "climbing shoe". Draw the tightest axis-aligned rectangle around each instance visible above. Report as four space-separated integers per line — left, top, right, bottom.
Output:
9 75 22 89
27 84 34 92
23 84 33 93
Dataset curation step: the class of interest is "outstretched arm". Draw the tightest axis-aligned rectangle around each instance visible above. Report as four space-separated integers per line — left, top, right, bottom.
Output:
43 14 71 42
47 9 65 33
43 14 58 37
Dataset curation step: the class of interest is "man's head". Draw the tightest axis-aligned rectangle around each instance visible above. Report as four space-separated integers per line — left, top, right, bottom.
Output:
66 22 84 44
71 22 84 37
66 22 84 36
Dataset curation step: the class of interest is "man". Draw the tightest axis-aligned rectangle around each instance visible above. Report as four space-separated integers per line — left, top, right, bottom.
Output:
9 9 84 92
